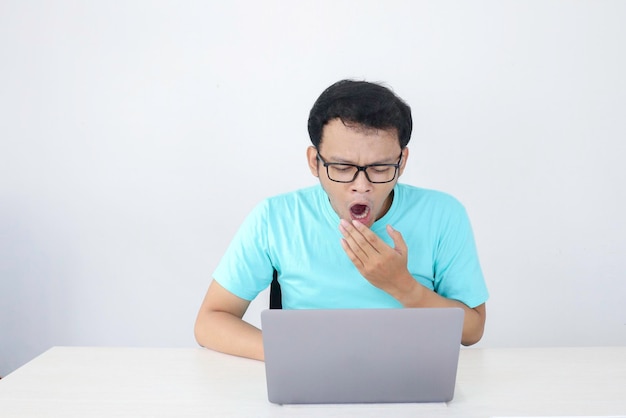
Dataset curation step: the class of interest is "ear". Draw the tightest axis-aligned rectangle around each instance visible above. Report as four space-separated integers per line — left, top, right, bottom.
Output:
306 146 319 177
398 147 409 177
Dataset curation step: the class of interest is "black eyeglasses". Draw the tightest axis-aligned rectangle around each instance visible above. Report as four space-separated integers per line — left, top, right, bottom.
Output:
316 152 402 184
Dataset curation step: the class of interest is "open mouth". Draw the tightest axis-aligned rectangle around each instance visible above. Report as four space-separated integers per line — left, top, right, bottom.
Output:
350 204 370 220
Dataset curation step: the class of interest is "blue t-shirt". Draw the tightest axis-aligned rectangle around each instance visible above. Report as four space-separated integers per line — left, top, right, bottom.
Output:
213 183 489 309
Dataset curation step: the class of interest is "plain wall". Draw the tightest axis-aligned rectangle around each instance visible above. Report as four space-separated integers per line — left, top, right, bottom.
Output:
1 0 625 376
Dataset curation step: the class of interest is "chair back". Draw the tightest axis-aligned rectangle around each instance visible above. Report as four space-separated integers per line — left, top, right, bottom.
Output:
269 270 282 309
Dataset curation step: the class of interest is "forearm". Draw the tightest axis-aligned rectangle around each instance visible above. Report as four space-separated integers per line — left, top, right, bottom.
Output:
194 311 265 361
391 276 486 346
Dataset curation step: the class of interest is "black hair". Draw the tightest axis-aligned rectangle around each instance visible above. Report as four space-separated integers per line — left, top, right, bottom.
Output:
307 79 412 148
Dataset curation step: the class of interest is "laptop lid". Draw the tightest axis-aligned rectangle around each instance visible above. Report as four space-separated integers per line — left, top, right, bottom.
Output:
261 307 464 404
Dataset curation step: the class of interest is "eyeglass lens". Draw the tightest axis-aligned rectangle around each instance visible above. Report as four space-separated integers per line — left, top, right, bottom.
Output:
326 164 397 183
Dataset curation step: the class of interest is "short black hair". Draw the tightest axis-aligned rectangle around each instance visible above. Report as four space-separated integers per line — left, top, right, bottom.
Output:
307 79 412 149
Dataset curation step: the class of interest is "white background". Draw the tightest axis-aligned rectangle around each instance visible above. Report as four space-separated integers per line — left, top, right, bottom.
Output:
1 1 625 377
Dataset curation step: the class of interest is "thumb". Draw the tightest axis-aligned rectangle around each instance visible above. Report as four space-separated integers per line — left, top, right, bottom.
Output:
386 224 408 255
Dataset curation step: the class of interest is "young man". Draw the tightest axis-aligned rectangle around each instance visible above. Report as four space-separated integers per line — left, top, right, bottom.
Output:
194 80 489 361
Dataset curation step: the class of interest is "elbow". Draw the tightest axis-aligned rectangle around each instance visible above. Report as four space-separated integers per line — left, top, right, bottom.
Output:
461 329 484 346
461 304 486 346
193 314 208 348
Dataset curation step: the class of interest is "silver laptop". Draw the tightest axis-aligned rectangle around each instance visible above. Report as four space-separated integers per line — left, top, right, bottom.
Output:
261 307 464 404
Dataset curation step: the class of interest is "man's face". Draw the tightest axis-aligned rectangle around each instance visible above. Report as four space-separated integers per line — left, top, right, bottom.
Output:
307 118 409 228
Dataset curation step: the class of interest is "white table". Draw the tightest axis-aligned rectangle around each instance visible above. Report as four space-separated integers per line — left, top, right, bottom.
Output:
0 346 625 417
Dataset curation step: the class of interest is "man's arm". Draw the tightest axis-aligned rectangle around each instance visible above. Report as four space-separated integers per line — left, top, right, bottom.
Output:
395 282 486 346
194 280 265 360
339 219 486 345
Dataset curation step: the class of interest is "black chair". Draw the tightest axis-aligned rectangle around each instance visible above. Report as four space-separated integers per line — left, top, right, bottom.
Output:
269 269 282 309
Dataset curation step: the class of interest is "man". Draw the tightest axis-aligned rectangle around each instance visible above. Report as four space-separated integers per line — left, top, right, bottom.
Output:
194 80 489 360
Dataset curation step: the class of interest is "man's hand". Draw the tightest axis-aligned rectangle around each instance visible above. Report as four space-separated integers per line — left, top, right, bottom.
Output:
339 219 417 299
338 218 486 346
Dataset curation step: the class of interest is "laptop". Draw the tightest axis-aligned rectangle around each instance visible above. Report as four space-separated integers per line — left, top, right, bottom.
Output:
261 307 464 404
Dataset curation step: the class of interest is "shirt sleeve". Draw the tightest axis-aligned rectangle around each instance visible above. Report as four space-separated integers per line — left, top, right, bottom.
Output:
212 200 274 301
432 202 489 308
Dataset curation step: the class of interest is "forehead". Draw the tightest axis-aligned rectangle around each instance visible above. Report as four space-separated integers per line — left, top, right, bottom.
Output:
319 118 401 159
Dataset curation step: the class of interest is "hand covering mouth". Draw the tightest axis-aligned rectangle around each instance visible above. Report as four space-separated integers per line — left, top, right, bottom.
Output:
349 203 371 220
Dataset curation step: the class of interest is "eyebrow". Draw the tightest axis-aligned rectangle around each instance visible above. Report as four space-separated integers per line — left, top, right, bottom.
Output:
325 154 400 165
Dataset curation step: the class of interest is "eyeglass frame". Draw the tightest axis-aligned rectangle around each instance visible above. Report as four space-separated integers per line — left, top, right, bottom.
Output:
316 151 403 184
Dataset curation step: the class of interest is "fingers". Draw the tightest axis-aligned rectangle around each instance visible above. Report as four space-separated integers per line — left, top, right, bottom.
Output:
339 221 411 295
339 220 369 268
339 219 380 256
386 224 408 255
339 236 363 268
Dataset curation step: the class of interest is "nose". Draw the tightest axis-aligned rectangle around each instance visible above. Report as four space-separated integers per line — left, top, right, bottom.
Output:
351 170 372 193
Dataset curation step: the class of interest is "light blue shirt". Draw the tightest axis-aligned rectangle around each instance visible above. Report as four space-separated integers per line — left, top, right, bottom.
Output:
213 183 489 309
